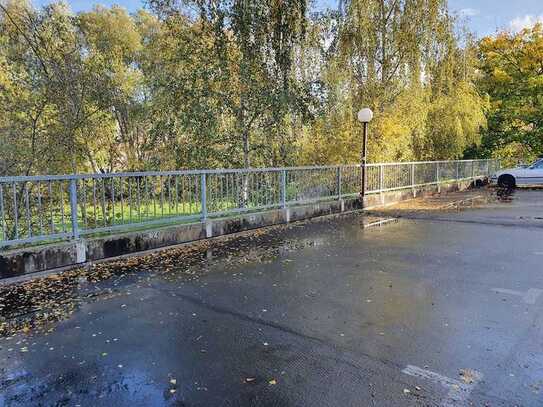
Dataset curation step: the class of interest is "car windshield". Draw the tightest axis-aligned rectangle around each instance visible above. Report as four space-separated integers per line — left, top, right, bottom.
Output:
530 159 543 168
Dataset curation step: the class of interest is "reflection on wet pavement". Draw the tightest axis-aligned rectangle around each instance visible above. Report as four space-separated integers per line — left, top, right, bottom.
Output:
1 188 543 406
0 215 365 337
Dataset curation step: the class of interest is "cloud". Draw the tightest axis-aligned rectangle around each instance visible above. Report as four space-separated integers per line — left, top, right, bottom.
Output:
459 8 479 17
509 15 543 32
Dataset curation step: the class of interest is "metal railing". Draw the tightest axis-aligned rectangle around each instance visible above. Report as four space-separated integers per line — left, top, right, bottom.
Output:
0 159 499 248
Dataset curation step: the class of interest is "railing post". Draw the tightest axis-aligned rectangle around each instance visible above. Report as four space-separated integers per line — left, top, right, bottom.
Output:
69 179 79 239
200 173 207 221
281 169 287 208
336 166 342 200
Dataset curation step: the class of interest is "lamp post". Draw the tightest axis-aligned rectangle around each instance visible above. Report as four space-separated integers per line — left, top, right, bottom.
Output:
357 107 373 205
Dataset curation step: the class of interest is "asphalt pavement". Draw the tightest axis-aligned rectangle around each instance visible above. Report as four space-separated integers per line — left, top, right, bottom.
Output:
1 187 543 406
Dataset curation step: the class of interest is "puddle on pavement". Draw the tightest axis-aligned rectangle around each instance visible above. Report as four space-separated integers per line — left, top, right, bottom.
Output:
0 216 366 337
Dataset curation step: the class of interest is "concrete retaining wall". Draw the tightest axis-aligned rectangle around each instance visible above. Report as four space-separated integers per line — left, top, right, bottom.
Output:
0 179 476 279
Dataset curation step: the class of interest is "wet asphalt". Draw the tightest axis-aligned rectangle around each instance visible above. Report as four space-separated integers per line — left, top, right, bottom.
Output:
1 188 543 406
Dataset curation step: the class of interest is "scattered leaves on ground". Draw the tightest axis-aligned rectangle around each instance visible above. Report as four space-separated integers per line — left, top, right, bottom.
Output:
0 216 347 337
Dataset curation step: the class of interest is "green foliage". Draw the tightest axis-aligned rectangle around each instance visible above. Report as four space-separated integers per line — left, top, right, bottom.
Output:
490 141 536 168
0 0 494 177
475 24 543 161
297 0 487 164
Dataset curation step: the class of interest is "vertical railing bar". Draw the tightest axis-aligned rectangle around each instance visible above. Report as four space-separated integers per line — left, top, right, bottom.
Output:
269 172 273 206
201 173 207 220
253 172 262 207
60 181 66 232
101 178 107 227
167 175 172 216
181 176 185 215
160 176 164 217
263 173 267 207
128 177 133 223
37 182 43 235
137 177 142 221
266 172 270 207
229 173 233 211
12 183 18 240
48 181 54 233
236 173 240 209
175 176 179 215
195 174 199 215
192 175 196 215
209 174 214 212
92 178 97 228
153 177 157 218
248 172 252 208
80 180 86 229
215 174 218 212
260 173 264 207
218 173 221 211
222 174 226 211
190 175 194 214
217 174 221 212
411 163 416 196
24 183 31 238
111 178 116 226
145 176 149 220
257 172 261 207
225 173 228 210
224 173 228 210
120 178 124 224
0 184 5 240
456 161 459 180
236 172 241 208
254 172 258 207
379 164 384 192
264 172 268 207
69 179 79 239
270 173 274 205
277 171 281 205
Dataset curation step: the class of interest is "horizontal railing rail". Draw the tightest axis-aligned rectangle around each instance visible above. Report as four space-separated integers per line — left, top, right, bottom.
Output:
0 159 499 248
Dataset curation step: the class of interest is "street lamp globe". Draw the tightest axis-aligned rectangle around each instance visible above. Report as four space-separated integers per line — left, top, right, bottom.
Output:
357 108 373 123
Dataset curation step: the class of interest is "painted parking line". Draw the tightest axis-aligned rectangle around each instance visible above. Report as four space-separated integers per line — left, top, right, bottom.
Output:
492 288 543 304
402 365 482 407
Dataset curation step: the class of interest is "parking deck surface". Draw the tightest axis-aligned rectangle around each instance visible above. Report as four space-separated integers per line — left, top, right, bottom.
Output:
1 188 542 406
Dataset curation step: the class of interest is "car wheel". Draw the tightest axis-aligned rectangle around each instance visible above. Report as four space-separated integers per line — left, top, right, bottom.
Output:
498 174 516 188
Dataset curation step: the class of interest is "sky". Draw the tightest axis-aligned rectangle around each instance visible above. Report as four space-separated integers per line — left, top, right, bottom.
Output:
34 0 543 37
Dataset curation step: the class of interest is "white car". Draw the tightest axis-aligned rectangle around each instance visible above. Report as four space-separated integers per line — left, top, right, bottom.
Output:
491 159 543 188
